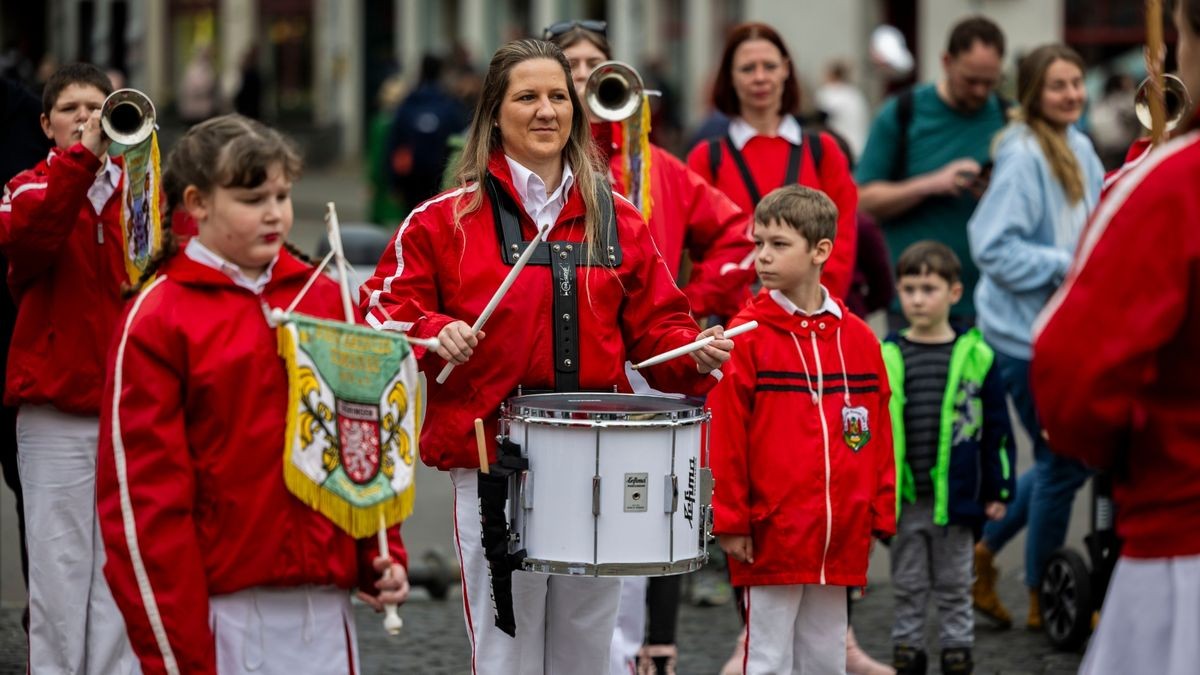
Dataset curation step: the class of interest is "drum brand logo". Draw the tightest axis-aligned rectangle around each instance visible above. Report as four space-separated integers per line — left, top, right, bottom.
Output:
557 264 572 297
683 457 698 528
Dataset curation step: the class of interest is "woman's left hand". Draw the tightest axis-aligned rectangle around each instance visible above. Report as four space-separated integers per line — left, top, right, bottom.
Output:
357 555 411 610
690 325 734 374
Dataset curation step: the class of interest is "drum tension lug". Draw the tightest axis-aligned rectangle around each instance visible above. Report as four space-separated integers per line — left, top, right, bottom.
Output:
592 475 601 516
664 474 678 513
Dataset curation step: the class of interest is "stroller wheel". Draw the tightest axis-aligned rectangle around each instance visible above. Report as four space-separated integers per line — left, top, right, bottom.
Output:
1040 549 1094 651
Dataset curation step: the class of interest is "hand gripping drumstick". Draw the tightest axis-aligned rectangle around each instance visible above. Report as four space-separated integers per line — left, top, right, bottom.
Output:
377 512 404 635
475 418 489 474
436 236 543 384
630 321 759 370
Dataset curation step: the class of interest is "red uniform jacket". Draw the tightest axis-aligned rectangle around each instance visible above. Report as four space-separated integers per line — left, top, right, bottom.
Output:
686 130 859 300
709 290 895 587
97 250 407 675
595 122 751 317
1032 127 1200 559
0 145 128 414
361 152 715 471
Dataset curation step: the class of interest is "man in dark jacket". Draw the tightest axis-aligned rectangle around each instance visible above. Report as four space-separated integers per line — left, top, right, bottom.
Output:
386 54 469 210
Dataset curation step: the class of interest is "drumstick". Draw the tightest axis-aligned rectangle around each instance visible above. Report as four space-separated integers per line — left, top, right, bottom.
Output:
377 512 404 635
475 418 489 474
436 236 542 384
630 321 759 370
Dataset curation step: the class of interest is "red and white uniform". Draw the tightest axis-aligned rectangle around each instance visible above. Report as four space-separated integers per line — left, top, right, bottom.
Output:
709 289 895 587
594 122 751 317
362 151 715 470
1 144 138 674
709 289 893 672
1032 126 1200 675
686 116 859 300
98 248 407 675
0 144 128 413
362 152 714 675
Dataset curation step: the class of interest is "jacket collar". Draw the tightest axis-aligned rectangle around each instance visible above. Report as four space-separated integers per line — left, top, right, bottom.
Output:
750 287 845 338
163 246 312 293
486 150 588 230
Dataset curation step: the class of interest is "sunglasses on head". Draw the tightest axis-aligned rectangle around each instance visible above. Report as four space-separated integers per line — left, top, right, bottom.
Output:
543 19 608 40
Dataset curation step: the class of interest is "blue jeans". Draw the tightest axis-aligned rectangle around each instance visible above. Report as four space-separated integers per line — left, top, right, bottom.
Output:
981 352 1091 588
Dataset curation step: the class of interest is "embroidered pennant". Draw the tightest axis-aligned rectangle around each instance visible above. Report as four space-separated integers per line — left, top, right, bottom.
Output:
277 314 421 537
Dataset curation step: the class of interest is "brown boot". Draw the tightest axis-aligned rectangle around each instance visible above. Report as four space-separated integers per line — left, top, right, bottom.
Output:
846 626 895 675
1026 588 1043 630
972 542 1012 628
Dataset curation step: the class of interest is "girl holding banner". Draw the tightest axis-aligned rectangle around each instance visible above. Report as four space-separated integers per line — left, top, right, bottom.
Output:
97 115 411 675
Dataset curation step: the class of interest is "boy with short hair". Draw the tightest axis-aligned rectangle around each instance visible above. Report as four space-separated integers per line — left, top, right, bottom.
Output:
882 241 1014 675
0 62 139 673
709 184 896 673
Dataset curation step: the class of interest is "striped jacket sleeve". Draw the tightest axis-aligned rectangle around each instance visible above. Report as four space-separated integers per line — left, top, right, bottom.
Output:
96 280 216 675
359 191 465 362
0 146 102 288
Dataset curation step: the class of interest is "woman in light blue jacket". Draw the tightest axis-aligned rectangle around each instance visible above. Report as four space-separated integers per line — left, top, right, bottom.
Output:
966 43 1104 630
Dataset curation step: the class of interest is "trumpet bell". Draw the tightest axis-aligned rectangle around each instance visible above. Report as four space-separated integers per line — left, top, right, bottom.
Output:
1134 73 1191 133
584 61 644 122
101 88 157 146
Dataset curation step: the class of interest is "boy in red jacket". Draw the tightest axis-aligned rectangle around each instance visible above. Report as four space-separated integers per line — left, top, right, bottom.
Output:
709 184 896 673
0 63 139 674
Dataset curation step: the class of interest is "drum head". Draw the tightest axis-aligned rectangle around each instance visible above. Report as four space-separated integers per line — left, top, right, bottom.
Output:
505 392 705 424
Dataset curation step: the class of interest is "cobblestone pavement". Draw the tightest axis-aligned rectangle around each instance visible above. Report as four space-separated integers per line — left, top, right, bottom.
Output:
1 569 1084 674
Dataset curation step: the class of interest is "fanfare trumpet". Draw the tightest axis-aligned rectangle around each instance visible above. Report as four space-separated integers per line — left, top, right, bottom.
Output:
1134 73 1191 133
584 60 648 122
100 88 157 146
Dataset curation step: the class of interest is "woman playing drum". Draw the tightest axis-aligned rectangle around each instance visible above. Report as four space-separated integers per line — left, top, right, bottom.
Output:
361 39 732 675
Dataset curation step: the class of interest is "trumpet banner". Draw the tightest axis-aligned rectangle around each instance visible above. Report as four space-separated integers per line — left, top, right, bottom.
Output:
119 131 163 283
277 314 421 537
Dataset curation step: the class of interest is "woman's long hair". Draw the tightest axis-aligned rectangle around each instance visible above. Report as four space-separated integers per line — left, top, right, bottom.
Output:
450 39 606 262
1009 44 1087 203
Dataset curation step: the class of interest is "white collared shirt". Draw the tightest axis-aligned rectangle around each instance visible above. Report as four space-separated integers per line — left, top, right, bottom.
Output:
769 286 842 319
504 155 575 240
727 115 803 152
185 237 277 294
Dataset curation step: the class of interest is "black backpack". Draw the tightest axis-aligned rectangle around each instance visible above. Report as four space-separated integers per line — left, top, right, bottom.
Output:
706 125 825 207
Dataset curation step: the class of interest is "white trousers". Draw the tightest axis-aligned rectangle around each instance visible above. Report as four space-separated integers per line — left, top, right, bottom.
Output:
17 405 139 675
451 468 622 675
610 576 648 675
208 586 360 675
1081 553 1200 675
744 584 847 675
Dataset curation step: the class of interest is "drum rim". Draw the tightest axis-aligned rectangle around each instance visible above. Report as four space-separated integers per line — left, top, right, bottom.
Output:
521 555 707 577
504 392 707 425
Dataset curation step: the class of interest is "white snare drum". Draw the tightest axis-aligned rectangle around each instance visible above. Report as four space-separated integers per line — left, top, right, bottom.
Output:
500 393 712 576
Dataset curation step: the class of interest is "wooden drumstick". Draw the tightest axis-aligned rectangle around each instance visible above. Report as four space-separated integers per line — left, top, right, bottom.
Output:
475 418 489 474
436 237 542 384
376 512 404 635
631 321 759 370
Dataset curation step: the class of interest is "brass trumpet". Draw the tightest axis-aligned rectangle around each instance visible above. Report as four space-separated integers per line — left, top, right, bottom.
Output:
1134 73 1191 133
100 88 157 146
584 61 645 122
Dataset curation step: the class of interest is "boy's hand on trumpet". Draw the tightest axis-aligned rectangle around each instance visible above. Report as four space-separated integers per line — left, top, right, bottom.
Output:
437 320 486 365
80 109 112 159
357 555 411 611
691 325 734 374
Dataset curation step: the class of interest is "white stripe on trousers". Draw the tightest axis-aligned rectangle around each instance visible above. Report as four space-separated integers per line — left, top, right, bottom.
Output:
451 467 622 675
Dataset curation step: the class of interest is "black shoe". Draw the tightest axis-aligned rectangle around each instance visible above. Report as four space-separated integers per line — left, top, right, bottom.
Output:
941 647 974 675
892 644 928 675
